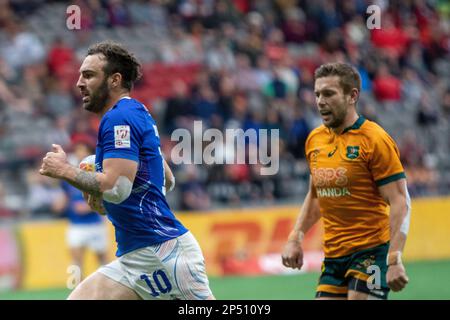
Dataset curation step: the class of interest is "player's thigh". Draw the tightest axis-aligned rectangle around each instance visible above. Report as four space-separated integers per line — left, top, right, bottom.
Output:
348 289 382 300
123 232 214 300
172 232 215 300
315 257 349 300
346 243 390 300
315 296 347 300
315 290 347 300
68 270 140 300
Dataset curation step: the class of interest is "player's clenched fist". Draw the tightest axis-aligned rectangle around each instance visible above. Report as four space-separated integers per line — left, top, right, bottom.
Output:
387 263 409 292
39 144 69 178
281 240 304 270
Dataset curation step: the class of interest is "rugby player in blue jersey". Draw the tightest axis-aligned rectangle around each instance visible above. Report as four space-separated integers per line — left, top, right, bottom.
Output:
40 41 214 300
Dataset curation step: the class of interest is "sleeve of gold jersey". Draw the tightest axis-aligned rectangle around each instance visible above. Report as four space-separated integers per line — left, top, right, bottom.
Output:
304 131 313 164
368 129 406 187
304 128 322 163
304 130 318 198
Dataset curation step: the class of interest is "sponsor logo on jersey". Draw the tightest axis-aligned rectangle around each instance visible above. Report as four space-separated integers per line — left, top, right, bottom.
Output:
114 125 131 148
316 187 351 197
328 146 338 157
346 146 360 159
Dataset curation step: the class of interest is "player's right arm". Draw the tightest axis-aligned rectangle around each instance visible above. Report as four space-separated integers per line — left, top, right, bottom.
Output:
282 176 321 270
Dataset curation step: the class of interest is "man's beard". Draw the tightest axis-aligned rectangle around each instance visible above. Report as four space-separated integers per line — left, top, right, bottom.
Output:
84 80 109 113
324 105 347 129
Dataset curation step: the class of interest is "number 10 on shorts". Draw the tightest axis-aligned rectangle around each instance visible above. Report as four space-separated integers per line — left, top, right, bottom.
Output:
140 270 172 297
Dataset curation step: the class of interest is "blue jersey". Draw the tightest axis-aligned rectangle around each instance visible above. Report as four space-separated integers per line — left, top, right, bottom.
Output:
62 181 102 225
95 97 188 256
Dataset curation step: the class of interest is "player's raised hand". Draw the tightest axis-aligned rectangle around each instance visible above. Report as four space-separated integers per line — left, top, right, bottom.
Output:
281 240 304 270
39 144 69 179
387 263 409 292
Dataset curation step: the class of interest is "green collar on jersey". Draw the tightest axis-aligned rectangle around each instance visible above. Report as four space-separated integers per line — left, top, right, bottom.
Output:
342 115 366 134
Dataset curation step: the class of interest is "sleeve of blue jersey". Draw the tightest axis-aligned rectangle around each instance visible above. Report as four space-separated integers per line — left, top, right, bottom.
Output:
100 110 141 163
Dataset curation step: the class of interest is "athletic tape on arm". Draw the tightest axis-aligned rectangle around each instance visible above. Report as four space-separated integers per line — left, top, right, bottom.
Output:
168 176 175 192
103 176 133 204
400 184 411 236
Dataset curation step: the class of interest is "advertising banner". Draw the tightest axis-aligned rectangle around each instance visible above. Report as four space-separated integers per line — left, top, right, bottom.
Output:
15 197 450 290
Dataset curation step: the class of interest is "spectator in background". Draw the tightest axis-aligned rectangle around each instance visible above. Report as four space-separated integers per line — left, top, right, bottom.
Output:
264 107 284 138
45 78 75 117
372 63 402 102
22 65 44 107
345 16 369 47
203 0 240 29
417 94 439 128
205 39 236 72
146 0 169 30
26 165 65 216
168 26 204 63
47 37 76 78
0 17 45 70
216 75 235 123
400 130 425 168
264 67 288 100
442 87 450 120
194 83 219 126
254 54 272 90
287 106 310 159
371 14 410 60
281 7 307 43
233 53 260 92
163 80 195 134
44 115 71 149
0 0 15 24
243 109 264 137
359 101 379 124
401 68 424 104
87 0 110 28
416 92 440 151
404 41 428 77
70 116 98 146
318 0 343 34
265 28 288 62
107 0 131 27
0 0 448 212
275 54 300 94
179 164 211 211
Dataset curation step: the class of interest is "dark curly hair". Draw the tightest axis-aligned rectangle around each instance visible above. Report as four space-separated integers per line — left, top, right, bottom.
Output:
87 40 142 91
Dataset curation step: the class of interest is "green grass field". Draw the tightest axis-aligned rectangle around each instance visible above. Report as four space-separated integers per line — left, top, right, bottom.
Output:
1 260 449 300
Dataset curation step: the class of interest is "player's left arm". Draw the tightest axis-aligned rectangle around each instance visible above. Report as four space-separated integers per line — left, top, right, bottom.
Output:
163 159 175 192
378 178 411 292
40 144 137 204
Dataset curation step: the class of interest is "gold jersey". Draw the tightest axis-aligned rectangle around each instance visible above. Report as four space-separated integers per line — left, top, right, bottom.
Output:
305 116 405 258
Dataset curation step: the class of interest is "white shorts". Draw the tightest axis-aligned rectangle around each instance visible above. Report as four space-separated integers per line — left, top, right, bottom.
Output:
98 231 213 300
66 223 108 253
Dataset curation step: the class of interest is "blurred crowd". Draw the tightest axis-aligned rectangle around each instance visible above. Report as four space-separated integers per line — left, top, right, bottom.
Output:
0 0 449 220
